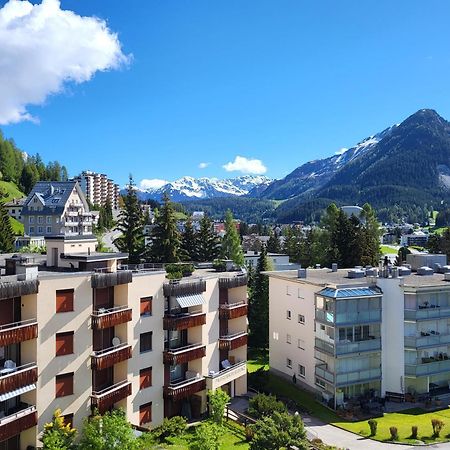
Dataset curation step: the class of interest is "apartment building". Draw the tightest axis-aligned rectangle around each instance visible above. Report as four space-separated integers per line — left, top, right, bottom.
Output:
21 181 94 237
267 264 450 411
73 171 120 209
0 239 247 449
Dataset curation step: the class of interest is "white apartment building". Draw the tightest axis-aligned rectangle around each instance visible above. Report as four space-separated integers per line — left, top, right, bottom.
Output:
0 240 247 449
73 171 120 209
267 265 450 411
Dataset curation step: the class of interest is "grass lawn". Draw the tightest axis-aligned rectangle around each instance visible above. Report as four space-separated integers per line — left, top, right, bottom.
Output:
10 216 24 235
379 245 398 255
334 407 450 444
160 422 249 449
0 181 24 202
247 348 269 373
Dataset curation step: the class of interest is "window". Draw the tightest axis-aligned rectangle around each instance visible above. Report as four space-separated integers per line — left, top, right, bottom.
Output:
286 310 291 320
46 226 52 234
29 216 34 224
298 364 305 378
320 324 325 331
56 331 74 356
140 367 152 389
286 334 291 344
298 314 305 324
298 339 305 350
286 358 292 368
55 373 74 398
38 226 43 233
139 402 152 425
140 331 153 353
56 289 74 313
316 377 326 388
46 216 52 224
38 216 43 224
29 226 34 234
140 297 152 316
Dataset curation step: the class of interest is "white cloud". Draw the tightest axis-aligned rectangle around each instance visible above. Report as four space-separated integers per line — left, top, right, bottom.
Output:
198 162 210 169
222 156 267 175
139 179 168 191
0 0 130 124
335 147 348 155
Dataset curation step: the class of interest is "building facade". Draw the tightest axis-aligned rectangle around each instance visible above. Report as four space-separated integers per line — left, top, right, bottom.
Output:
73 171 120 209
267 265 450 411
0 241 247 449
21 181 94 237
3 198 24 222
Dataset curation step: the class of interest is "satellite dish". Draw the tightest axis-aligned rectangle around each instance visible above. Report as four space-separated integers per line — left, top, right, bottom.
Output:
112 337 121 347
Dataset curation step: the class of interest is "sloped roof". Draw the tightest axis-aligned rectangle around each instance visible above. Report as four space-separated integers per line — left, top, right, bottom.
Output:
21 181 88 215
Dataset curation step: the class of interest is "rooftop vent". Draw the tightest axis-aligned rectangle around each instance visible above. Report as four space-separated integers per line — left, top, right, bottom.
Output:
444 272 450 282
297 268 307 279
398 266 411 276
315 264 321 269
366 268 378 277
417 266 434 276
348 269 365 279
331 263 338 272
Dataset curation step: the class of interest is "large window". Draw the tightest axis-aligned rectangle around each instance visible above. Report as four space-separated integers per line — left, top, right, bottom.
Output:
140 331 153 353
56 289 74 313
56 331 74 356
140 297 152 317
55 373 74 398
139 402 152 426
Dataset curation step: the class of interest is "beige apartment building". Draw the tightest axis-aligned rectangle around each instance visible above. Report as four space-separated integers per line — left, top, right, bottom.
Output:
0 238 247 449
73 171 120 209
267 264 450 412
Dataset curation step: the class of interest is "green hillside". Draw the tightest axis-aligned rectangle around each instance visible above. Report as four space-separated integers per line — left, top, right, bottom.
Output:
10 216 24 235
0 181 25 202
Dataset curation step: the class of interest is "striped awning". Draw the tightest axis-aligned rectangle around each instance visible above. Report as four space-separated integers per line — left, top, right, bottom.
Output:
0 384 36 402
175 293 205 308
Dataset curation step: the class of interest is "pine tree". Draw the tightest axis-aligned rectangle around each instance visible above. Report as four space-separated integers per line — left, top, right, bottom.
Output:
221 210 244 266
360 203 381 266
150 192 182 263
196 214 220 262
266 229 281 253
181 217 197 261
114 175 145 263
0 199 14 253
248 245 270 349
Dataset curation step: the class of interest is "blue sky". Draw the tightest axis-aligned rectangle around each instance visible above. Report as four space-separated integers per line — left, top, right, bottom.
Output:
2 0 450 188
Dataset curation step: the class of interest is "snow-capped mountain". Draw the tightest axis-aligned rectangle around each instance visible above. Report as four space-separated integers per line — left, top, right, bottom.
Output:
258 124 399 200
134 175 273 202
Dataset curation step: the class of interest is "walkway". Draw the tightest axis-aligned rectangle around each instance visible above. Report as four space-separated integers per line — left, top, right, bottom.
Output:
230 396 450 450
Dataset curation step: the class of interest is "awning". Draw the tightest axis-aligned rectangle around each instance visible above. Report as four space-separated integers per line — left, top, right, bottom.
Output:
175 293 205 308
0 384 36 402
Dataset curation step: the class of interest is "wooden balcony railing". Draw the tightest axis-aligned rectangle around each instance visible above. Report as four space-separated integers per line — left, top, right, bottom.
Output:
0 278 39 301
91 306 132 329
0 319 38 347
163 312 206 331
219 332 248 351
0 363 38 395
163 279 206 297
163 343 206 365
0 405 37 442
91 270 132 288
91 381 131 414
218 274 248 289
219 302 248 320
163 377 206 401
91 344 132 370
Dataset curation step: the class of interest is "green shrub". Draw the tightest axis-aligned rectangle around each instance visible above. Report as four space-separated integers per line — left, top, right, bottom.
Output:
190 422 222 450
368 419 377 436
248 393 287 419
212 259 227 272
411 425 418 439
431 418 444 437
166 271 182 280
152 416 187 442
247 368 269 393
165 263 194 277
389 426 398 441
245 426 254 442
208 388 230 425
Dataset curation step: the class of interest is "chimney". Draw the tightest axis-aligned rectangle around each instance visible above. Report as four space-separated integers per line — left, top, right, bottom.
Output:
332 263 338 272
297 268 307 279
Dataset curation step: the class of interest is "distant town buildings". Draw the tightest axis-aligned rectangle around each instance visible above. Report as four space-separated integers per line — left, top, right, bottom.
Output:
3 197 25 221
400 230 429 247
72 170 120 209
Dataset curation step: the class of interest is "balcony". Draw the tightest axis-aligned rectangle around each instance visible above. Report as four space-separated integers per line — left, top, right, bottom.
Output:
315 365 334 384
163 279 206 297
405 357 450 377
0 363 37 395
219 332 248 351
91 380 132 414
218 274 248 289
91 306 132 330
163 343 206 365
0 319 38 347
0 278 39 301
91 343 132 370
335 338 381 356
405 333 450 349
163 376 206 401
206 361 247 391
316 309 381 325
163 312 206 331
0 405 37 442
405 306 450 321
91 270 132 288
315 365 381 387
219 302 248 320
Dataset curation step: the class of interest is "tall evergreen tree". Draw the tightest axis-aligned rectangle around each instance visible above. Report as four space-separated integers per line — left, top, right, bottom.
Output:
196 214 220 262
0 200 15 253
360 203 381 266
181 217 197 261
266 229 281 253
248 245 270 348
114 175 145 263
221 209 244 266
150 192 182 263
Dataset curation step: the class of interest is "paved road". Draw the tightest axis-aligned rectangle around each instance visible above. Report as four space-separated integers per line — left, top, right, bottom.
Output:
102 229 120 251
